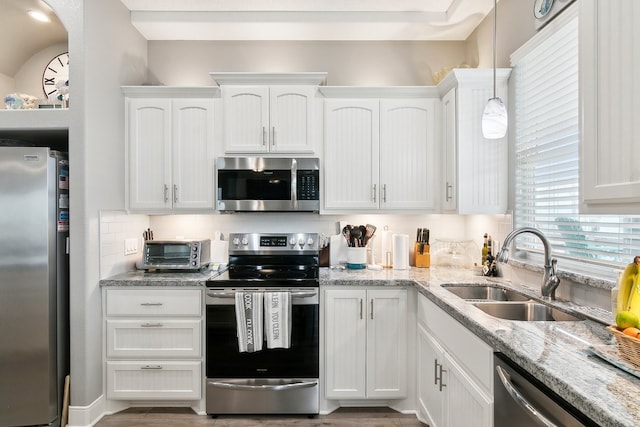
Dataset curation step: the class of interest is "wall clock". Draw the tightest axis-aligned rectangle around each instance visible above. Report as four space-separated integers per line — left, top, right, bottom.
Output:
533 0 554 19
42 52 69 98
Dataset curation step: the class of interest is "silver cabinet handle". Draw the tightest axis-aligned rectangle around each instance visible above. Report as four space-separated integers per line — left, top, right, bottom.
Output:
360 299 363 320
173 184 178 203
372 184 377 203
438 364 447 392
163 184 169 202
140 302 163 307
383 184 387 203
434 359 439 385
209 380 317 391
141 323 163 327
141 365 163 370
262 127 267 146
496 365 558 427
272 126 276 147
435 359 447 391
446 182 453 201
370 299 374 320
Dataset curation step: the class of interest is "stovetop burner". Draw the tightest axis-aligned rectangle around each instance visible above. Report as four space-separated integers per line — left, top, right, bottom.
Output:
207 233 320 288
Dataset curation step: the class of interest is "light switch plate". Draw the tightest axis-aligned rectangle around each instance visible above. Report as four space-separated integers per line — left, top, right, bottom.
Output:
124 238 138 255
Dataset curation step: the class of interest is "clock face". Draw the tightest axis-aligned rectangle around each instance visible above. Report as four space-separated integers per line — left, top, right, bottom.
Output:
534 0 555 19
42 52 69 97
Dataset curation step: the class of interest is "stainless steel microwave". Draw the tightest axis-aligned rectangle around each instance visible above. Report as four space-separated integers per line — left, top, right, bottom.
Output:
139 239 211 270
216 157 320 212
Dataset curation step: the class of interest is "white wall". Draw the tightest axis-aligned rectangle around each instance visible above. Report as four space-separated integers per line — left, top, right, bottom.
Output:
0 72 14 98
147 40 469 86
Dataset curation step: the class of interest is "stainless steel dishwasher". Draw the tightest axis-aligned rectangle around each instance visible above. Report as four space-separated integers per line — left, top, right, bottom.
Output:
494 354 598 427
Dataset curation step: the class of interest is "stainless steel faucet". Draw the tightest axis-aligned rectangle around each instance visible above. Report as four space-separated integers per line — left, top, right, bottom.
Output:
496 227 560 300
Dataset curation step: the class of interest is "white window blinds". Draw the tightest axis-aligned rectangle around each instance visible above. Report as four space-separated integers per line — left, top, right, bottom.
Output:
511 7 640 279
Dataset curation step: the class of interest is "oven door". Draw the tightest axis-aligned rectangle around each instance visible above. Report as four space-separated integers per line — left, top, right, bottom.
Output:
205 287 319 415
205 287 319 379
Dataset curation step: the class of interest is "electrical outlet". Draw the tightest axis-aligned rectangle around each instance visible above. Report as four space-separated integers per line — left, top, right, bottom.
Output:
124 238 138 255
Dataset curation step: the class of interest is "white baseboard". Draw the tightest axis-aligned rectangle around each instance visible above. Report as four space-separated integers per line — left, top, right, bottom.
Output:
66 394 106 427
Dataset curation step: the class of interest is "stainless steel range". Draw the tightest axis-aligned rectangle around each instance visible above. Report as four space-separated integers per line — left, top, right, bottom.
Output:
205 233 319 416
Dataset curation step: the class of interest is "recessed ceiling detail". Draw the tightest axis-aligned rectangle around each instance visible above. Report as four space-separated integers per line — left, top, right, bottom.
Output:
121 0 495 41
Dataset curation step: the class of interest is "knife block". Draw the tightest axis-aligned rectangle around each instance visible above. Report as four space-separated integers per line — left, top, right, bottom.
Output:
414 242 430 268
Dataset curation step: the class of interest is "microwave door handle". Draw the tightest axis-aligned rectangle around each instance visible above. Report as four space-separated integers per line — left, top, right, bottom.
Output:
495 365 558 427
291 158 298 207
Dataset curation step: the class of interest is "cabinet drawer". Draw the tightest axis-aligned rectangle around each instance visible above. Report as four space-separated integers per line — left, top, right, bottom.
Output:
106 361 201 400
106 289 201 316
106 319 201 358
418 294 493 395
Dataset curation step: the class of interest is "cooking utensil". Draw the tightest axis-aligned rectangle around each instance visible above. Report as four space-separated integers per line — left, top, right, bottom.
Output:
350 227 363 247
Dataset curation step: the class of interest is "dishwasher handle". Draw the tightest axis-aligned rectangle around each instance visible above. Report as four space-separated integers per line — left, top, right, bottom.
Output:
496 365 558 427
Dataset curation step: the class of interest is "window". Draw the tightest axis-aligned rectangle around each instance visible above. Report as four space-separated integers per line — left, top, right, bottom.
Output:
511 5 640 279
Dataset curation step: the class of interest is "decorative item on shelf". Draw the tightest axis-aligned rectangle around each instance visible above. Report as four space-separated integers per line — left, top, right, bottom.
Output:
482 0 508 139
4 93 38 109
432 63 475 84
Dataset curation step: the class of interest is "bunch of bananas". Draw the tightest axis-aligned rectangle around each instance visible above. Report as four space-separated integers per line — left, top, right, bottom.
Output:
615 256 640 330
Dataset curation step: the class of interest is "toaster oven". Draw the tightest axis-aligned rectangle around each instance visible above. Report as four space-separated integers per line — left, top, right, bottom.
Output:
140 239 211 270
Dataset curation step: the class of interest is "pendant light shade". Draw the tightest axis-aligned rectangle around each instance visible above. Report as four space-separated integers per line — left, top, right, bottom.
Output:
482 0 507 139
482 97 508 139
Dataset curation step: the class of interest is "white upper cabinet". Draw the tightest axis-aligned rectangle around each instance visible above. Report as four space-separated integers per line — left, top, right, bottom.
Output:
437 69 511 214
321 87 439 213
211 73 327 154
123 87 217 212
580 0 640 213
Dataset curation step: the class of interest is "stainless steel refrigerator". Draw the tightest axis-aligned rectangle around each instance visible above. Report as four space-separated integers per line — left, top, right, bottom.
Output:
0 146 69 427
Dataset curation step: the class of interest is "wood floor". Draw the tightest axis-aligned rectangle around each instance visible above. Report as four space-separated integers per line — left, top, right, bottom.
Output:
94 407 426 427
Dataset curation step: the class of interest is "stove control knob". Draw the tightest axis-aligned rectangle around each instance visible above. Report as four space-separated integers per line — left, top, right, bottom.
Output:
307 237 314 247
232 237 240 247
298 238 305 249
289 237 296 247
241 237 249 246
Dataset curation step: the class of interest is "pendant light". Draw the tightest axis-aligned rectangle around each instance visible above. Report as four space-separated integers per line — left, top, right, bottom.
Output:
482 0 508 139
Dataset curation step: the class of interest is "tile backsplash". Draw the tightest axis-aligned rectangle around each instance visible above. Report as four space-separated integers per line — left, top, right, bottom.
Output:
99 210 149 278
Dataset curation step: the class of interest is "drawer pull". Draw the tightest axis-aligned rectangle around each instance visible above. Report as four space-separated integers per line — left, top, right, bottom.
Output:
140 302 163 307
141 365 163 370
141 323 163 328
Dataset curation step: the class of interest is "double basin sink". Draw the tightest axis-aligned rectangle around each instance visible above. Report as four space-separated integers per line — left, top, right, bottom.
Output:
442 284 584 322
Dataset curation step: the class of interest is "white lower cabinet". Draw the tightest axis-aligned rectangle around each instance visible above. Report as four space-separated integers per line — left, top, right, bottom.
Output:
104 288 203 401
416 293 493 427
324 288 408 400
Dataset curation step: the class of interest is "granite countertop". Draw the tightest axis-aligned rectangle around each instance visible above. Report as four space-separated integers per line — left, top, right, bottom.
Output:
322 266 640 427
99 266 225 287
101 266 640 426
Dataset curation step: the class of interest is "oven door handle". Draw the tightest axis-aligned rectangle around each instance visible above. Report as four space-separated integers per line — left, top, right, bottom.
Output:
495 365 558 427
208 380 318 391
206 290 317 299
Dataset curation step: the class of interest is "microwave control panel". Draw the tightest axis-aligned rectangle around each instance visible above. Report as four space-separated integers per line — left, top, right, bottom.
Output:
297 170 319 201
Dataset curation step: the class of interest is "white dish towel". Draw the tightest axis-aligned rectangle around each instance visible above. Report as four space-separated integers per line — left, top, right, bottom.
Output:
264 291 292 349
235 292 263 353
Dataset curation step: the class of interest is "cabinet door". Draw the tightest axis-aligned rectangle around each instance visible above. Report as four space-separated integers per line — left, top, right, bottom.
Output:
324 289 367 399
172 99 215 209
416 323 445 427
580 0 640 212
222 86 270 153
442 89 457 212
366 288 407 398
270 86 316 153
444 352 493 427
324 100 380 210
128 98 172 210
379 99 438 211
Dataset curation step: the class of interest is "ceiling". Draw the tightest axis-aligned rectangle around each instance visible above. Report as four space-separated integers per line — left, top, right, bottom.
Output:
0 0 494 78
121 0 495 41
